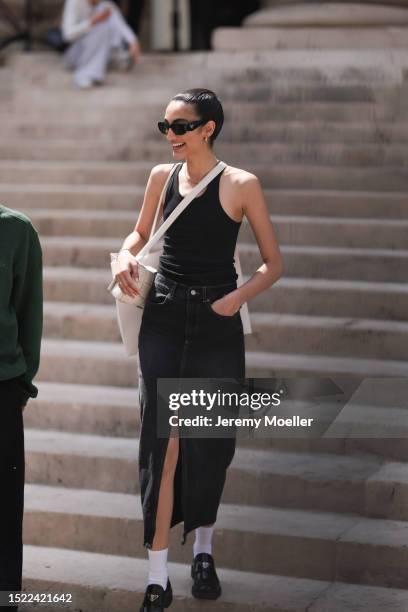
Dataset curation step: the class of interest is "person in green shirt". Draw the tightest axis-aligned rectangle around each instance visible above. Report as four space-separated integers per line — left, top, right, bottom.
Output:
0 205 43 609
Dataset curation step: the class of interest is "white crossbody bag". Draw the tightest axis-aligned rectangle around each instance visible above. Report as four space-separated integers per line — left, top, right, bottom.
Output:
107 160 252 356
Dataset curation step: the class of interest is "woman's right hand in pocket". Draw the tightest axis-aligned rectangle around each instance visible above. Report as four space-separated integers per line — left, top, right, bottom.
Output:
115 250 140 297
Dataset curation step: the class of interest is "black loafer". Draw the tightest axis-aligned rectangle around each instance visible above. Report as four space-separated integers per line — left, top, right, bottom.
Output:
139 578 173 611
191 552 221 600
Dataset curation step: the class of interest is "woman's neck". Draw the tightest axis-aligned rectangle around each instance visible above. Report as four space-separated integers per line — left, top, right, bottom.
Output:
183 153 219 185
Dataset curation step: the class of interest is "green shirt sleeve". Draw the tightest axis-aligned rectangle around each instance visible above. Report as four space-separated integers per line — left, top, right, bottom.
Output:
12 225 43 402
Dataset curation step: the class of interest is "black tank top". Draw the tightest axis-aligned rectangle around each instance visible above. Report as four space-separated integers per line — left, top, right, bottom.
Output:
157 163 242 285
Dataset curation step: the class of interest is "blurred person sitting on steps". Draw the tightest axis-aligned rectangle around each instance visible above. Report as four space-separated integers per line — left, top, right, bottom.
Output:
62 0 141 89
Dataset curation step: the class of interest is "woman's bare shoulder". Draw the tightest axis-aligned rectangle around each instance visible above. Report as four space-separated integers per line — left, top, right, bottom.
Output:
150 163 176 187
223 164 259 187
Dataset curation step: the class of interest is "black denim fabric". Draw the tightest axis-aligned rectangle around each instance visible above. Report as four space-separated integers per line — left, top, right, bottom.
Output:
137 272 246 549
0 378 25 612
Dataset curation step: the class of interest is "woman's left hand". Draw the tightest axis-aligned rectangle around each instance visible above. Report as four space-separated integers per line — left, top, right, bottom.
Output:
209 293 241 317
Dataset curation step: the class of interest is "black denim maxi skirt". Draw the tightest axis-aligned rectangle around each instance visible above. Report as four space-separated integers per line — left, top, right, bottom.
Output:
137 271 246 549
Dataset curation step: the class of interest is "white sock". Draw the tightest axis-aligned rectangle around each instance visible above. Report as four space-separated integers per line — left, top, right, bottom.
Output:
193 525 214 557
147 547 168 590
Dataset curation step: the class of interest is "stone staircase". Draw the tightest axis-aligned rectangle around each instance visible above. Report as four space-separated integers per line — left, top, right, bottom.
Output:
1 48 408 610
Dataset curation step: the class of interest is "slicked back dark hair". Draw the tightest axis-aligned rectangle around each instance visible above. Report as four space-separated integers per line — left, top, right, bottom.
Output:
170 88 224 148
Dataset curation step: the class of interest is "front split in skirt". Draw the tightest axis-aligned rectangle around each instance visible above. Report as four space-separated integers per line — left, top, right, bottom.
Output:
137 272 246 549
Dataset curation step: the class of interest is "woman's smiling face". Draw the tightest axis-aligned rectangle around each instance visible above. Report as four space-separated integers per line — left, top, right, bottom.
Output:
163 100 215 158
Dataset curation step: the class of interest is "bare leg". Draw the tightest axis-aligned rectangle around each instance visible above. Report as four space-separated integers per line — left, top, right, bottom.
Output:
151 436 179 550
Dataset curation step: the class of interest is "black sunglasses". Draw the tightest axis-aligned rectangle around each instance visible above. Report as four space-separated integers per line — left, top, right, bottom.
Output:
157 118 207 136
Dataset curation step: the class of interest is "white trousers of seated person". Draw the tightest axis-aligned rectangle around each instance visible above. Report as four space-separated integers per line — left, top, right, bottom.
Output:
64 4 126 83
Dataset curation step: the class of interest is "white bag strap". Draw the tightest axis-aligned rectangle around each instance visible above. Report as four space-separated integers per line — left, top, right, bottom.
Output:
148 161 181 243
136 160 227 261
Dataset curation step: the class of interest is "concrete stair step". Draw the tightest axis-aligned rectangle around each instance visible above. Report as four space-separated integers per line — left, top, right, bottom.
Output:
42 267 408 321
26 208 142 238
4 81 390 105
23 483 408 587
24 427 273 507
246 3 408 28
280 245 408 282
39 238 408 282
25 381 139 438
20 543 408 611
38 338 306 387
25 427 390 515
4 160 408 190
247 349 408 379
10 66 395 95
7 53 408 89
43 266 111 304
36 338 408 384
5 87 171 108
9 47 408 76
3 85 404 115
263 436 408 464
24 379 272 450
24 484 272 574
7 185 408 218
21 544 278 612
213 26 408 51
5 120 408 144
0 100 398 122
247 312 408 359
42 301 408 360
0 160 152 186
43 301 119 342
21 543 408 612
10 49 408 85
21 545 408 612
264 215 408 249
25 208 408 249
262 277 408 321
2 89 361 114
2 184 144 211
37 338 138 387
3 139 408 165
24 378 408 462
